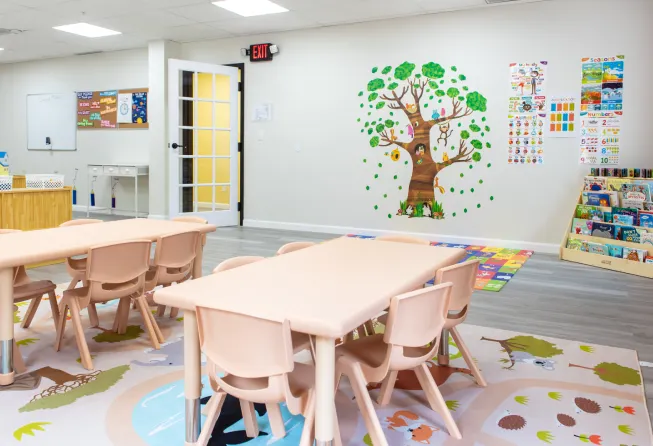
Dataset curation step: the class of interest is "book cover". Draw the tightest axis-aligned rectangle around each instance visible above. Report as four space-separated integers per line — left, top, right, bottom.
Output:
591 222 615 239
620 227 643 243
641 232 653 246
646 256 653 264
622 183 652 202
567 238 583 250
623 198 645 210
571 219 593 235
588 242 608 256
575 205 604 221
584 176 607 191
638 212 653 228
586 192 611 207
613 214 635 225
612 207 638 218
623 247 647 262
606 244 624 258
607 178 632 192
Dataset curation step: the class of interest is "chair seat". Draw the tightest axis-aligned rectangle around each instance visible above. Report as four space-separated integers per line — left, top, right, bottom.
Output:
221 362 315 396
13 280 56 302
291 331 312 354
67 257 87 272
337 334 431 369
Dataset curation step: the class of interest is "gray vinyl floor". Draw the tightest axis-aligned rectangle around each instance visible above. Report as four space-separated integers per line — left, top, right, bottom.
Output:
29 213 653 423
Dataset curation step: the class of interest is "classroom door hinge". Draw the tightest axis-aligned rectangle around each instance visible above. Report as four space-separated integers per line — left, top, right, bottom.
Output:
237 202 242 212
238 142 243 152
238 82 242 92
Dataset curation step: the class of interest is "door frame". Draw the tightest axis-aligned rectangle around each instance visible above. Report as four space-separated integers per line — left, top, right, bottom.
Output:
225 62 245 226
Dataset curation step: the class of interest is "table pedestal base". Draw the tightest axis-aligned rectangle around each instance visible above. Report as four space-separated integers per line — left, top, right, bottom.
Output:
437 328 450 365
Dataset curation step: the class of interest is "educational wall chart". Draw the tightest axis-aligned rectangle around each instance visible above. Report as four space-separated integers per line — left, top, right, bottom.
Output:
508 61 548 113
547 96 578 137
508 62 547 165
77 89 148 130
508 114 545 165
0 151 8 175
579 111 622 165
579 56 624 164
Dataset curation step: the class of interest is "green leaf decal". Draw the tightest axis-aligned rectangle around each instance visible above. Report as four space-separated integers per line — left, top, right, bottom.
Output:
514 395 529 405
446 400 460 411
548 391 562 401
618 425 634 435
13 422 51 441
580 345 595 353
16 338 39 347
536 431 554 444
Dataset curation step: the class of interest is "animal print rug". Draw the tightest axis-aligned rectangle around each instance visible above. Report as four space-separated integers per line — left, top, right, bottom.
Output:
1 284 651 446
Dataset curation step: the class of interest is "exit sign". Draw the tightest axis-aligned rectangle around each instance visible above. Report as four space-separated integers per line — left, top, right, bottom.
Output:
249 43 273 62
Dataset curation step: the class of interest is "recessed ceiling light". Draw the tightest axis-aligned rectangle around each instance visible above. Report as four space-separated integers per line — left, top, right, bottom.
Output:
53 23 121 38
212 0 288 17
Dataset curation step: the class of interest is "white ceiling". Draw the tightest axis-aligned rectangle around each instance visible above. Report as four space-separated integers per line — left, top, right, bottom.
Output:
0 0 546 64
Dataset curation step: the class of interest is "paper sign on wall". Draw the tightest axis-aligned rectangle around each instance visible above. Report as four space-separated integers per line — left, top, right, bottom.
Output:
508 61 548 114
579 111 622 165
117 93 133 123
508 114 545 166
547 96 578 137
581 55 624 112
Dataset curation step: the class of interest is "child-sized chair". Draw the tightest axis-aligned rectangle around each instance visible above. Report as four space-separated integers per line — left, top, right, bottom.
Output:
213 256 315 361
55 240 161 370
276 241 315 255
335 283 461 445
196 309 340 446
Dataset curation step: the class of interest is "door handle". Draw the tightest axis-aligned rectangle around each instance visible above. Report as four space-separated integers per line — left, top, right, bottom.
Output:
171 143 185 149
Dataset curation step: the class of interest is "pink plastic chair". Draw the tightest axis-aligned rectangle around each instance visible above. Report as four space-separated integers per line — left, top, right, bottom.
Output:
435 260 486 386
276 242 316 255
55 240 161 370
196 309 340 446
144 230 201 320
213 256 315 361
172 216 208 246
335 283 461 445
375 234 431 245
59 219 103 326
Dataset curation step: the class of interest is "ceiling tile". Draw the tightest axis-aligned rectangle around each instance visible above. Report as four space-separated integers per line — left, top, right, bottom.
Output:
140 0 207 7
0 2 30 14
42 0 150 23
0 9 63 30
416 0 487 12
166 2 241 23
137 23 234 43
8 0 70 7
308 0 424 25
94 10 196 35
206 11 320 36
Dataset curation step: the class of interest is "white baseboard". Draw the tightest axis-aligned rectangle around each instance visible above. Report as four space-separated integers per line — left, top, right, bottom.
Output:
72 205 149 218
243 219 559 254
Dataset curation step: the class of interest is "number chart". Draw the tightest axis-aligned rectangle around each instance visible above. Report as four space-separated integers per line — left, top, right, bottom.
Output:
579 111 621 165
548 97 577 137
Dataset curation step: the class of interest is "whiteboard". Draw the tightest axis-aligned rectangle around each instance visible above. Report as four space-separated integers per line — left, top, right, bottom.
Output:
27 93 77 151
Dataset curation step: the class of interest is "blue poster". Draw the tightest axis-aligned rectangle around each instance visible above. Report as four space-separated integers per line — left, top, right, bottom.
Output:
132 92 147 124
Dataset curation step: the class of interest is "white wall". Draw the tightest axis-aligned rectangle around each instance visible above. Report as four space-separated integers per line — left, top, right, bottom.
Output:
0 49 150 213
181 0 653 251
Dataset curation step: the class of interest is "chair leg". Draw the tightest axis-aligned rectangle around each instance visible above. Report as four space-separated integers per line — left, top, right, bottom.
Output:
347 363 388 446
333 400 342 446
377 369 398 406
20 296 42 329
156 305 166 317
55 302 69 352
136 295 160 350
240 400 259 438
299 389 316 446
119 297 132 334
69 299 94 371
112 299 124 332
66 278 80 290
47 291 60 334
266 403 286 438
147 309 165 344
198 392 226 446
169 307 179 319
87 303 99 328
450 326 486 387
12 341 26 374
414 362 461 439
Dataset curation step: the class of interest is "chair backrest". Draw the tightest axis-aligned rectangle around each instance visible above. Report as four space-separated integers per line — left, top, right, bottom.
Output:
375 234 431 245
0 229 29 286
59 219 103 227
213 256 264 274
172 216 208 245
86 240 152 303
435 260 478 313
151 231 200 286
276 242 315 255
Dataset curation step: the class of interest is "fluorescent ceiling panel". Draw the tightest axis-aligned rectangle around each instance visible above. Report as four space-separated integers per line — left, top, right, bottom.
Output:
212 0 289 17
53 23 121 38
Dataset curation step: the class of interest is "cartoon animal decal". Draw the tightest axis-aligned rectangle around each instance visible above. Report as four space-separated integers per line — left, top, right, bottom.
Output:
509 351 556 371
385 410 439 444
433 177 444 194
390 129 398 141
574 397 601 414
407 124 415 139
442 152 449 162
556 413 577 427
406 103 418 113
497 410 527 430
436 122 453 146
482 335 563 370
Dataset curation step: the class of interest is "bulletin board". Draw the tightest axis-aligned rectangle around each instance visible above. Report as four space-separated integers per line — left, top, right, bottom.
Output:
77 88 148 130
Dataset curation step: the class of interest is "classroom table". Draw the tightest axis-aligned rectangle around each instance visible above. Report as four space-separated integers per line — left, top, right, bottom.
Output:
0 219 216 387
154 236 465 446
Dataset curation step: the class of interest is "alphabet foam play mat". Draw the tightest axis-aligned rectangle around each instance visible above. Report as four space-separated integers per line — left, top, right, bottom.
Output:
347 234 534 292
3 285 651 446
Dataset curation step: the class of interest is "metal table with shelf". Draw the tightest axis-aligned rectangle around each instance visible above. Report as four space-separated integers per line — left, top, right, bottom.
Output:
86 164 149 218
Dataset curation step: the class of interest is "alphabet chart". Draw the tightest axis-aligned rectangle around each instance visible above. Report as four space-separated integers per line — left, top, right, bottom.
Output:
579 111 621 165
507 114 545 166
547 97 578 137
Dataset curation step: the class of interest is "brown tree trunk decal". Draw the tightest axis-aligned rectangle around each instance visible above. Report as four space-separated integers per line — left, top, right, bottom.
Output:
32 366 77 385
359 62 490 219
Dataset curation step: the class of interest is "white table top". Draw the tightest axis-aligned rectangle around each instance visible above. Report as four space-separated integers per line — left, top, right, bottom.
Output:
0 219 216 269
154 237 465 338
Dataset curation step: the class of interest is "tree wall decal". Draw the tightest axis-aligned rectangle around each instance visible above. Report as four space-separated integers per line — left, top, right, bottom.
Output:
358 62 493 219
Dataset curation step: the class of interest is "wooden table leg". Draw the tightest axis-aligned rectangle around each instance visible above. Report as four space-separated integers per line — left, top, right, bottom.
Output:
183 235 204 445
0 267 15 385
315 336 335 446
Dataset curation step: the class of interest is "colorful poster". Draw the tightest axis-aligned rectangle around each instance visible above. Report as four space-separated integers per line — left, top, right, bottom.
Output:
547 96 578 137
132 92 147 124
509 61 548 113
581 55 624 111
508 114 545 166
0 152 8 176
117 93 133 124
579 111 622 165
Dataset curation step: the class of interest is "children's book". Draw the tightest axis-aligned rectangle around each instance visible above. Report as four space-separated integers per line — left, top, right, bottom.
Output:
613 214 635 225
584 176 607 191
646 256 653 264
623 198 645 210
575 205 604 221
622 183 652 202
591 222 615 239
606 244 624 258
588 242 608 256
606 177 632 193
612 207 638 219
582 190 618 207
620 227 644 243
567 238 583 250
571 219 593 235
641 232 653 246
586 192 611 207
638 211 653 228
623 247 647 262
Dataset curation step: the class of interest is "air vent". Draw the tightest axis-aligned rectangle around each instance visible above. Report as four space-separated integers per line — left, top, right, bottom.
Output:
0 28 24 36
75 51 103 56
